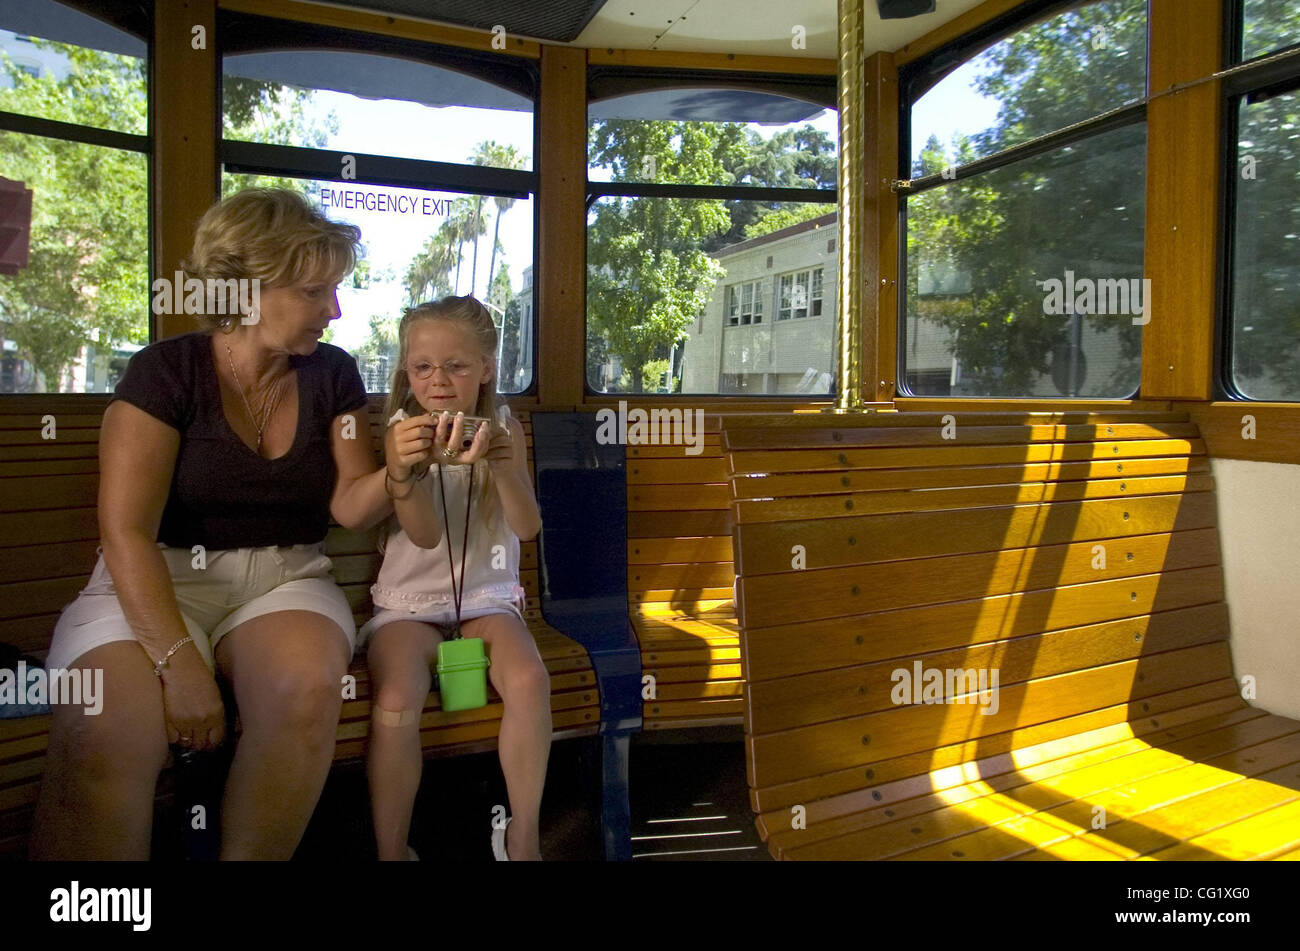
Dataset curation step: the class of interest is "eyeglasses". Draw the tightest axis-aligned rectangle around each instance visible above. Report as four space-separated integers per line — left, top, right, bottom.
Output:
407 359 475 380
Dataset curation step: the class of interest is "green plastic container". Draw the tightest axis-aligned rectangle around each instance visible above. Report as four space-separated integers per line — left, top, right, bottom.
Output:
436 637 490 711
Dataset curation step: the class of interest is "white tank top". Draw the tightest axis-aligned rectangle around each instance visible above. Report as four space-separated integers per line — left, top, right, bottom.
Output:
370 461 524 622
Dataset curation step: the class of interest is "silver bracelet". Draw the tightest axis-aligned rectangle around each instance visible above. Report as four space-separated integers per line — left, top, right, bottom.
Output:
152 636 193 677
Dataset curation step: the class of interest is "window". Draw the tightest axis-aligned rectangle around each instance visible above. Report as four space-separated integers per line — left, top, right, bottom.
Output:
900 0 1148 399
778 268 823 320
1224 1 1300 401
220 11 537 393
0 1 149 394
1242 0 1300 62
586 71 837 395
727 280 764 325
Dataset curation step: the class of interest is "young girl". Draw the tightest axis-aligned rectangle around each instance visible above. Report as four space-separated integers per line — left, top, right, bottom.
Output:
361 295 548 861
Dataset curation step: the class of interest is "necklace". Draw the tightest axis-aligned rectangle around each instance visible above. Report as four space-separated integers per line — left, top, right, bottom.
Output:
225 344 288 454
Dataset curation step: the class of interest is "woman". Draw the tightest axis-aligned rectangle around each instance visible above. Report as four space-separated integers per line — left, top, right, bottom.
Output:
31 188 392 860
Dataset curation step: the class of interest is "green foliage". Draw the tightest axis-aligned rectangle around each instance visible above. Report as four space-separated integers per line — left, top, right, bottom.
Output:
586 114 837 391
0 41 148 389
905 0 1149 397
0 40 336 390
620 358 675 393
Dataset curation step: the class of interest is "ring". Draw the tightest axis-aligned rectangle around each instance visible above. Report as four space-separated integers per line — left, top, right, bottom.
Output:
442 447 459 459
179 735 193 745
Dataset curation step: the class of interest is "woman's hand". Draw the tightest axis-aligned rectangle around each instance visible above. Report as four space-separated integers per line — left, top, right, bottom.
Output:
386 413 436 477
158 648 227 751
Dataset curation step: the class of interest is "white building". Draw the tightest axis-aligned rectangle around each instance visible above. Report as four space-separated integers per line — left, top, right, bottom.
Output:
682 213 838 394
683 211 1137 398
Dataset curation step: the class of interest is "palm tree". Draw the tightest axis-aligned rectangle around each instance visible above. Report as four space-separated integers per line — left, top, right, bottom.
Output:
405 229 457 304
469 141 528 298
444 196 486 296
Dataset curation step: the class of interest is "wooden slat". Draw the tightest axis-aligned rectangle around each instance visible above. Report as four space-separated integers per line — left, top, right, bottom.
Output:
760 702 1265 851
752 683 1243 815
724 422 1202 451
728 439 1205 476
734 472 1215 524
749 642 1234 789
785 714 1300 860
734 493 1217 575
747 604 1229 735
730 454 1206 498
743 566 1225 682
739 529 1222 629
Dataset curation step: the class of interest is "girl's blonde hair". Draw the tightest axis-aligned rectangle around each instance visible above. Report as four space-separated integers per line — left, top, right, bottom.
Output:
384 295 506 532
182 188 362 331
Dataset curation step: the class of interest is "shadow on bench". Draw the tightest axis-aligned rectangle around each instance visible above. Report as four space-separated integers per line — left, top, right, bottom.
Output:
723 409 1300 860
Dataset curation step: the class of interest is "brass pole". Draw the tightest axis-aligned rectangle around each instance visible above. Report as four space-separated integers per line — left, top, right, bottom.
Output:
835 0 866 410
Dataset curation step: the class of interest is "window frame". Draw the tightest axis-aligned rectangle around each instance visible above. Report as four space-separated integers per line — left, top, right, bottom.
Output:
896 0 1150 401
584 66 838 399
217 9 541 396
1216 0 1300 402
0 0 153 397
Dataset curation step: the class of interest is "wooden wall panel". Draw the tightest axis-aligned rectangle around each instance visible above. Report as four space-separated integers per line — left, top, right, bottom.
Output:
1141 0 1224 401
153 0 218 340
536 46 587 407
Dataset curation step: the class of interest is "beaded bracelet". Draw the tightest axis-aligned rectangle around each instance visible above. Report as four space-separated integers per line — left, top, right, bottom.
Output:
152 636 193 677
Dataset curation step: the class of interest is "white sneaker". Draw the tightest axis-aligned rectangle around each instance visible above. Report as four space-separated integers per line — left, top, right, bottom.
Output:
492 816 511 862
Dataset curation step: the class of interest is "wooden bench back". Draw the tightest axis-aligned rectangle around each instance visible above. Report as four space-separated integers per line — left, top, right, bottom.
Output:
722 411 1242 818
625 416 742 727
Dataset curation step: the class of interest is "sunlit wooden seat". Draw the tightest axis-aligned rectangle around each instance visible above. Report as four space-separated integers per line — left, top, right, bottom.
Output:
0 401 598 856
722 410 1300 860
626 419 743 729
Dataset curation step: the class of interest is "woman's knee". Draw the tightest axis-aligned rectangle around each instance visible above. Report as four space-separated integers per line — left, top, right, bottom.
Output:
240 659 344 737
46 697 168 788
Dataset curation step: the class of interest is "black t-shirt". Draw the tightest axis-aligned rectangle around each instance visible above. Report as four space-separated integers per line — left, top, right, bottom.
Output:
111 332 369 549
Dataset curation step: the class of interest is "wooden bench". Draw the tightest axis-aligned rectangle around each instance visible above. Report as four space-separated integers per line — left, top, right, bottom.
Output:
626 417 743 729
0 398 599 855
723 410 1300 860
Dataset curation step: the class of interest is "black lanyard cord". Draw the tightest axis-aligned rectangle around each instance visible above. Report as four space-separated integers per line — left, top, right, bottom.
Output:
435 463 473 639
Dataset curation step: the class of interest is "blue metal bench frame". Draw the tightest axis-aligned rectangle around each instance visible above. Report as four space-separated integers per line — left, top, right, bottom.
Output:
531 412 641 861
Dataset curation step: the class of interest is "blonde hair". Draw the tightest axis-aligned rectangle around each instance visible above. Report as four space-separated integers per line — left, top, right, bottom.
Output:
182 188 362 331
384 295 506 533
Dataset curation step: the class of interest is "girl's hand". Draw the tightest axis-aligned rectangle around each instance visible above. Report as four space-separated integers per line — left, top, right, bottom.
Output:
449 413 501 467
387 413 436 477
431 411 476 465
481 426 515 472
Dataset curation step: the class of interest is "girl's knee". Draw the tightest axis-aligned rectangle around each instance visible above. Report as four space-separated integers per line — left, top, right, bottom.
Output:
500 656 550 706
373 679 430 718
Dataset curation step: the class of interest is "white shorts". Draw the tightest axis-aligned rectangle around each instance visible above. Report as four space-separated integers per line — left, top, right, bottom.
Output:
357 599 524 649
46 543 358 672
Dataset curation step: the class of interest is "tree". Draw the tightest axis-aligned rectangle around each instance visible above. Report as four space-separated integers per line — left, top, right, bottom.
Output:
470 141 527 296
586 113 838 392
0 41 147 391
905 0 1149 397
0 41 334 391
587 119 737 391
